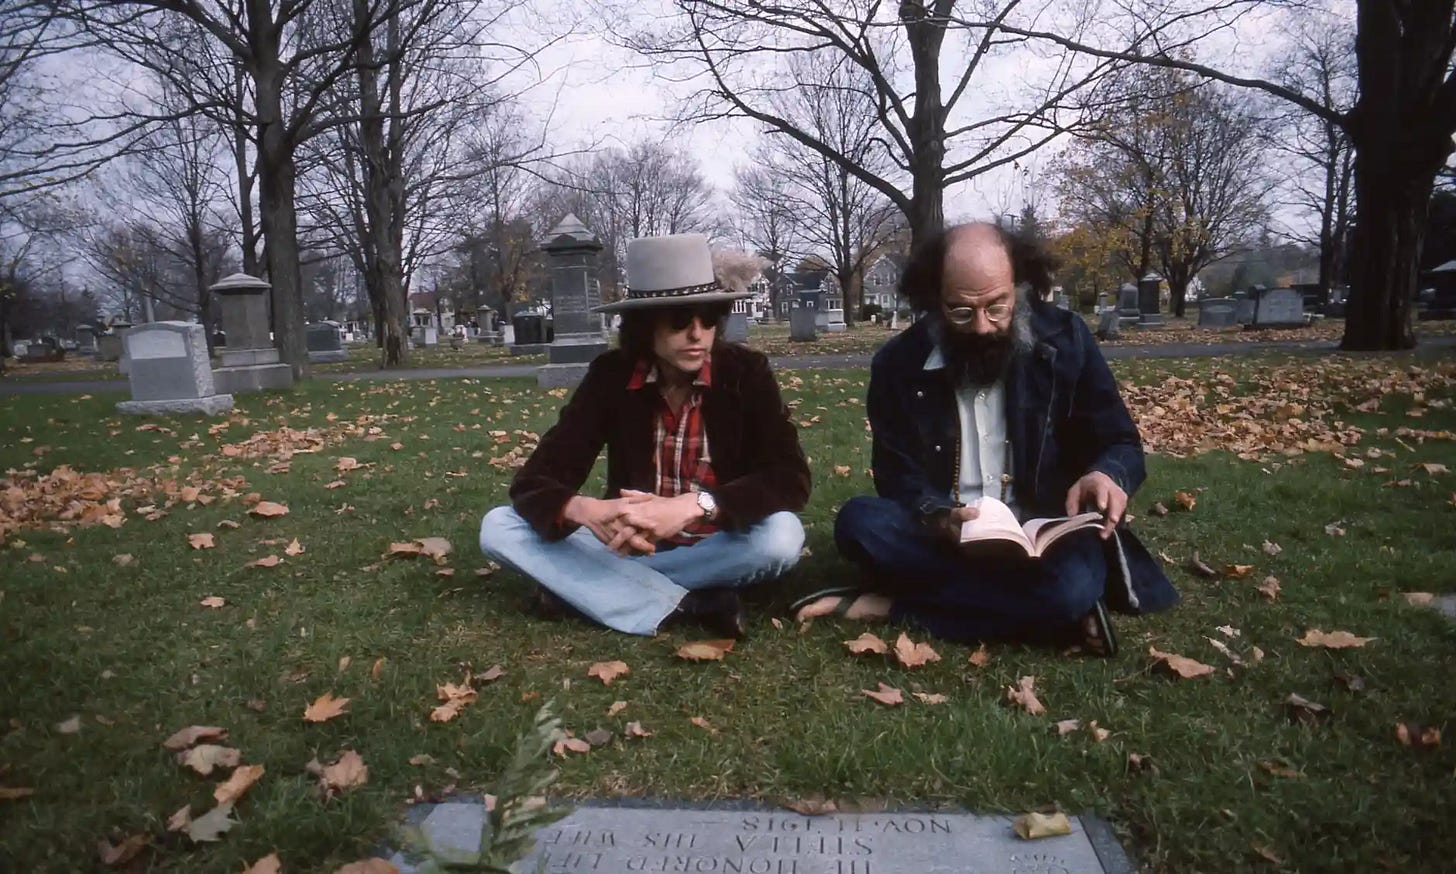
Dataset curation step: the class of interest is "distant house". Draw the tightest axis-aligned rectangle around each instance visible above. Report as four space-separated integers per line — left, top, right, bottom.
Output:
863 254 906 312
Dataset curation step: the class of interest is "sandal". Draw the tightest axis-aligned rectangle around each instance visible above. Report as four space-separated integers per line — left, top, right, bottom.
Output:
1083 599 1119 658
788 586 865 621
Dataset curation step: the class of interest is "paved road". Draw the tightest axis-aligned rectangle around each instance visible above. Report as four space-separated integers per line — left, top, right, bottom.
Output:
4 336 1455 397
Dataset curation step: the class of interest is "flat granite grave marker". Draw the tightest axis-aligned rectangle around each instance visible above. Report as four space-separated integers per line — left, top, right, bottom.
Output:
388 802 1133 874
1251 287 1306 328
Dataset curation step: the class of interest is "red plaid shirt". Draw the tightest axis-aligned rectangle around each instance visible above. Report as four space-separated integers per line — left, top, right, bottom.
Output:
627 358 719 544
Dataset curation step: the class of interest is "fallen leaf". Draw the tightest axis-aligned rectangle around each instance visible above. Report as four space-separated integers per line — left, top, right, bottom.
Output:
584 728 613 747
1395 722 1443 749
200 595 226 608
676 640 735 661
250 501 289 518
1223 564 1255 579
689 716 717 732
1150 501 1169 517
1297 629 1375 649
862 683 903 706
214 764 265 804
303 692 350 722
1055 719 1082 736
1334 672 1366 693
1127 752 1156 774
967 644 991 667
166 805 191 832
320 750 368 793
335 859 399 874
416 537 452 564
1259 760 1303 779
553 737 591 756
893 633 941 668
1285 693 1330 726
912 692 948 705
1013 811 1072 839
285 539 305 556
1261 540 1283 556
218 519 240 529
0 787 36 801
1187 552 1219 578
178 744 241 775
1149 647 1215 679
587 660 631 684
112 554 135 567
188 532 216 550
1257 576 1281 601
1173 490 1197 511
1088 721 1111 742
56 715 81 734
336 457 361 472
163 725 228 750
98 833 149 866
242 853 283 874
1252 843 1284 865
408 754 435 766
477 664 505 683
1324 521 1346 537
607 701 628 717
1403 592 1436 607
844 632 888 655
784 795 838 815
1420 462 1449 475
833 465 851 477
186 802 237 842
371 658 386 680
1005 676 1045 715
625 721 653 738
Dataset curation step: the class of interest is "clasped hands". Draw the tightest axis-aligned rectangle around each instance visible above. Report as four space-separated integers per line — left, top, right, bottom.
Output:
563 489 703 556
932 471 1127 544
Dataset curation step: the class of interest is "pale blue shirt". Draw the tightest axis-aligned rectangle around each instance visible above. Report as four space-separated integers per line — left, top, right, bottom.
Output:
924 346 1015 510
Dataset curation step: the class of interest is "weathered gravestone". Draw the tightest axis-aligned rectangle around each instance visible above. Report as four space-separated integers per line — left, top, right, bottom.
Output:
1232 292 1256 325
723 311 751 344
1095 306 1122 341
116 322 234 416
387 802 1134 874
1117 284 1140 325
1251 287 1307 328
210 273 294 393
1136 273 1164 327
306 320 349 363
789 307 818 342
538 214 609 388
1197 299 1237 329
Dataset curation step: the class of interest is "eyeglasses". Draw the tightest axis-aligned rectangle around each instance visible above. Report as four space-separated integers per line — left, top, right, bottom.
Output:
944 303 1012 325
662 304 729 331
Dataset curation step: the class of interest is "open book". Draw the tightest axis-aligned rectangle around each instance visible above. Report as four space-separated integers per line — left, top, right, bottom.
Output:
959 496 1104 558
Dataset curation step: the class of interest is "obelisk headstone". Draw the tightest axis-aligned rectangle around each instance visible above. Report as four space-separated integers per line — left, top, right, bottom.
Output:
210 273 294 393
537 214 609 388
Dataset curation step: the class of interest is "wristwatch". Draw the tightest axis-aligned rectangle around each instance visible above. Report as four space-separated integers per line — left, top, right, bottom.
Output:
695 490 718 521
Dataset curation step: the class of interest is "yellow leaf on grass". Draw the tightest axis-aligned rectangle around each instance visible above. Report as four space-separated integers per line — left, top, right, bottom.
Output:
587 660 631 684
200 595 226 608
1223 564 1255 579
1257 576 1281 601
162 725 229 751
1173 491 1197 511
844 632 888 655
303 692 350 722
249 501 289 518
893 633 941 667
689 716 717 732
213 764 265 804
1297 629 1375 649
416 537 452 564
1149 647 1215 679
607 701 628 717
178 744 241 775
188 532 215 549
285 538 305 556
912 692 948 705
862 683 903 706
967 644 992 667
320 750 368 793
676 640 735 661
1013 811 1072 840
1005 676 1046 715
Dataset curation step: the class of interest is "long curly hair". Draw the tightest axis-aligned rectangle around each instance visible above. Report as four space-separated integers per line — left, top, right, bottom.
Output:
897 222 1059 313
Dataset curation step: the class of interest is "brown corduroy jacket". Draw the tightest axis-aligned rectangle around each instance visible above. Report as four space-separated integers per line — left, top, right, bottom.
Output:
509 344 812 540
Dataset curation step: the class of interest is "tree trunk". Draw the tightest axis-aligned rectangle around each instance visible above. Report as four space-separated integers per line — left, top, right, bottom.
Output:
254 87 309 378
1340 157 1424 350
901 1 949 252
233 62 260 275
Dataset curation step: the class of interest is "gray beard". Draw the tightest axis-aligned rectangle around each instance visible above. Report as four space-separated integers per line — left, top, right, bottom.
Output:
934 289 1035 387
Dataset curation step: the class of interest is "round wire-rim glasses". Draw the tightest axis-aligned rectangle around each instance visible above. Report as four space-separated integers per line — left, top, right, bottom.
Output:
944 303 1011 325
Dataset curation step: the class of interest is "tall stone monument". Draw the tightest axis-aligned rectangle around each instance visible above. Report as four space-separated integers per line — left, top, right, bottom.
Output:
210 273 294 393
537 214 608 388
1137 272 1165 327
116 322 234 416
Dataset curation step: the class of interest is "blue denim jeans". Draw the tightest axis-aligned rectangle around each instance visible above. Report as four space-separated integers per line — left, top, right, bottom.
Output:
479 506 805 635
834 495 1106 643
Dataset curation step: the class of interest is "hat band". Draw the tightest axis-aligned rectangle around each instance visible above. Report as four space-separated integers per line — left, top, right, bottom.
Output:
623 281 723 300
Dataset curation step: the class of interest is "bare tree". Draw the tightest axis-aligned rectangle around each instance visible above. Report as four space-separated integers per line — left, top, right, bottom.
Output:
621 0 1121 250
731 164 799 316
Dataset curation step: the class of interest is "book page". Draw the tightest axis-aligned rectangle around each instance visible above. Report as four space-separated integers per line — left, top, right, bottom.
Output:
959 497 1034 554
1023 512 1105 556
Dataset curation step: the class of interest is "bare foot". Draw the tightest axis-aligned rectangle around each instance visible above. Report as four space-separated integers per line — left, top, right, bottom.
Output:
794 593 893 623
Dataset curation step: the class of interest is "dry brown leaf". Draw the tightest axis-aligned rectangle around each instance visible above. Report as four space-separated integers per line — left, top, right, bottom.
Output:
336 457 361 472
607 701 628 718
112 554 135 567
1005 676 1046 715
320 750 369 793
1262 540 1283 556
214 764 265 804
1055 719 1082 736
1173 490 1197 511
552 737 591 757
302 692 350 722
250 501 289 518
689 716 717 732
178 744 241 776
162 725 228 751
1223 564 1256 579
1127 752 1156 775
676 640 735 661
165 805 191 832
783 795 839 816
0 787 35 801
1088 721 1111 742
1395 722 1443 749
1149 647 1215 679
387 541 423 557
246 555 282 568
844 632 888 655
56 715 81 734
587 660 631 684
1252 844 1284 865
1012 811 1072 839
1259 760 1303 779
200 595 226 608
1187 552 1219 578
98 833 150 866
242 853 283 874
218 519 240 529
862 683 904 706
912 692 948 705
416 537 452 564
1297 629 1375 649
335 859 399 874
1420 462 1449 475
967 644 991 667
285 538 305 556
408 754 435 766
833 465 851 477
1402 592 1436 607
371 658 386 680
476 664 505 683
186 802 237 842
625 721 653 738
1257 576 1281 601
188 532 216 550
893 633 941 668
1285 693 1330 726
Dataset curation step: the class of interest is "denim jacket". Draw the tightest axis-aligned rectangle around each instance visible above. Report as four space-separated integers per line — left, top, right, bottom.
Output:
867 301 1179 614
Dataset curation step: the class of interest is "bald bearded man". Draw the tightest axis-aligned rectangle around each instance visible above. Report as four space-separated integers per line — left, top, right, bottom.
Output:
795 222 1178 654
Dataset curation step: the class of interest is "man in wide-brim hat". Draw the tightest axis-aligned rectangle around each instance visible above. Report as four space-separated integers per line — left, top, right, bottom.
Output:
478 233 811 638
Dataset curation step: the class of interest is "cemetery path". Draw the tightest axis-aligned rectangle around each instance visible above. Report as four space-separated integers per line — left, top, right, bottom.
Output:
4 336 1455 396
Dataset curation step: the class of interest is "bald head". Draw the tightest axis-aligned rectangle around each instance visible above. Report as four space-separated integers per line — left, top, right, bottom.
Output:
942 222 1016 335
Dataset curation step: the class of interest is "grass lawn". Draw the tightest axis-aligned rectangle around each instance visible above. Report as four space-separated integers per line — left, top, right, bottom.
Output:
2 351 1456 872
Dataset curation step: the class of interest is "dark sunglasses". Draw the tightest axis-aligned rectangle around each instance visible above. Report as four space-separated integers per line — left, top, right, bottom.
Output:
661 304 730 331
